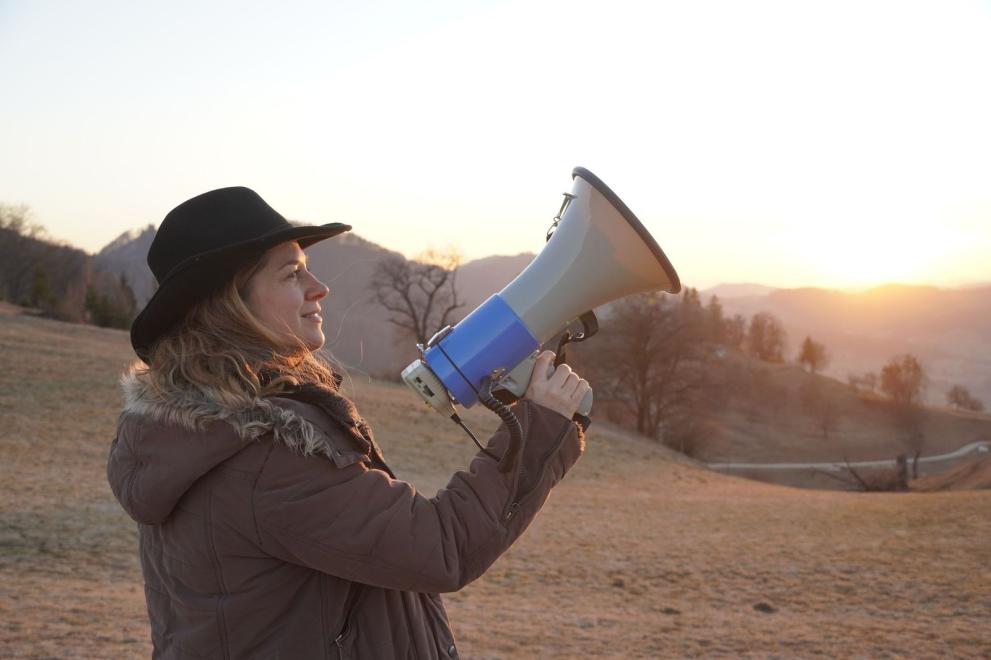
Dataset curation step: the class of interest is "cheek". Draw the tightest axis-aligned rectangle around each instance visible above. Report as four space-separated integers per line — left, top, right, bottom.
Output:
269 287 306 326
246 280 308 333
247 284 288 326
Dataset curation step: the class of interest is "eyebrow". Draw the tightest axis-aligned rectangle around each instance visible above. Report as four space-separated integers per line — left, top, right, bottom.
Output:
279 256 308 270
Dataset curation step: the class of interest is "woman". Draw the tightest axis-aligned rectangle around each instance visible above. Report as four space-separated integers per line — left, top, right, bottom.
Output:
107 187 589 659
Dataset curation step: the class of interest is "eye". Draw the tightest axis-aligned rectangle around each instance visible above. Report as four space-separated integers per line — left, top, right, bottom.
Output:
287 268 302 280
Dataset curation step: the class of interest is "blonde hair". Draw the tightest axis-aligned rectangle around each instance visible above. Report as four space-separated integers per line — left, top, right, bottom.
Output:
128 258 341 408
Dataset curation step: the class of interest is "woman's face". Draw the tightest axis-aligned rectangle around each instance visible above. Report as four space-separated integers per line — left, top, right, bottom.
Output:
243 241 329 352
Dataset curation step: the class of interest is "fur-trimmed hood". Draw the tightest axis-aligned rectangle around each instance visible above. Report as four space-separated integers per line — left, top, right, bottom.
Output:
109 371 368 524
118 370 342 458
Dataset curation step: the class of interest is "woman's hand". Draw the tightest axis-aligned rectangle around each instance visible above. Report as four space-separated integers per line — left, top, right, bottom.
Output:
524 350 591 420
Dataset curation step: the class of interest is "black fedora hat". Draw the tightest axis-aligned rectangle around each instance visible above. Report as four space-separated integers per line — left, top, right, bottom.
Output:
130 186 351 360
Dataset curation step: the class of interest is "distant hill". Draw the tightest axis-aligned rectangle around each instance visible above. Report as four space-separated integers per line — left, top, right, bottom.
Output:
705 283 991 408
94 225 156 306
0 223 102 323
456 252 535 307
702 282 778 299
93 229 534 379
86 226 991 408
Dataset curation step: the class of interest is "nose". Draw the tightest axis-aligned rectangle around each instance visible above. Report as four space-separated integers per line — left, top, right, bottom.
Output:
305 273 330 301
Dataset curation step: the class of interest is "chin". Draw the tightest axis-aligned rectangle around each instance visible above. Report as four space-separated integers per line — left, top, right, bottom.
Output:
278 329 324 354
303 332 325 352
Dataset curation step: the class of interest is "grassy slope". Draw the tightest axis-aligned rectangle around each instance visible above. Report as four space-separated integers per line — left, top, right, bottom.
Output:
699 355 991 465
1 312 989 658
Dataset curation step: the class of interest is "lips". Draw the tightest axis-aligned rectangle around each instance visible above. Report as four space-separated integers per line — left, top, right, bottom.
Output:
301 308 322 321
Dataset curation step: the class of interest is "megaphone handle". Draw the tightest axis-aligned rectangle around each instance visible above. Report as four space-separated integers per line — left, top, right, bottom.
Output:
576 387 593 419
494 352 594 417
553 332 571 367
553 311 599 369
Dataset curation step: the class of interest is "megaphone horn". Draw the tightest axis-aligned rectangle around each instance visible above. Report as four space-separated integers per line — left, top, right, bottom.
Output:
402 167 681 421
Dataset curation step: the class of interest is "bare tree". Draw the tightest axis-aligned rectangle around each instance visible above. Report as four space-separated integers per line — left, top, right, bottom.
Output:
947 385 984 412
0 203 44 237
847 371 878 395
835 457 908 492
722 313 746 350
880 354 926 405
880 354 928 477
0 204 46 304
370 247 465 346
893 404 926 478
799 377 842 440
747 311 787 362
584 291 724 455
704 294 725 343
797 336 830 374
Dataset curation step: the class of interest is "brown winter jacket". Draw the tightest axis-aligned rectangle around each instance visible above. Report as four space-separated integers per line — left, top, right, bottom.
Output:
107 374 584 659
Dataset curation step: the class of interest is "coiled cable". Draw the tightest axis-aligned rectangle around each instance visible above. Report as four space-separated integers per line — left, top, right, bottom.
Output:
477 377 524 473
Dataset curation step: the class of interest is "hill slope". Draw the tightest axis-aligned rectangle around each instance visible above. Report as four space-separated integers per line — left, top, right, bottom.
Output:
695 354 991 466
1 311 989 657
713 283 991 407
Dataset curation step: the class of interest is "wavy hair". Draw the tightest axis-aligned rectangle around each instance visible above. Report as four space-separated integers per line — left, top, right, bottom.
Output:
126 256 341 409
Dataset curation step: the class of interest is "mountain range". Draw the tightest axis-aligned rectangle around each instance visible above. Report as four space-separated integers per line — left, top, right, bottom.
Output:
95 227 536 378
94 228 990 406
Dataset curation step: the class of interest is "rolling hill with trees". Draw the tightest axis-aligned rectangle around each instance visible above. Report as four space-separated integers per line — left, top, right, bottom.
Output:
564 287 991 490
80 221 990 413
3 212 990 488
709 284 991 407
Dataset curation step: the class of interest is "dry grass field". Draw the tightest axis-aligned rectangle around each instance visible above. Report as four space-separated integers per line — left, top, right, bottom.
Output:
2 310 990 658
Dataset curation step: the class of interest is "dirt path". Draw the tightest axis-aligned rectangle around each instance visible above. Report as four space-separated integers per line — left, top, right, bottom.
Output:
707 441 991 470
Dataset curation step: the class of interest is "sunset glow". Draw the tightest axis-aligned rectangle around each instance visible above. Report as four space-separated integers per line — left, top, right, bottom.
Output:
1 0 989 289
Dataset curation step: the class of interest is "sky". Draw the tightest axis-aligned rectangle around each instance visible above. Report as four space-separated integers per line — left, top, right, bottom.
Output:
1 0 989 290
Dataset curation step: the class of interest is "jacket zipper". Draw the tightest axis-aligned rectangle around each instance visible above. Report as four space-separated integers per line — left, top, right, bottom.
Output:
501 418 572 524
333 583 365 658
205 488 232 660
333 624 349 659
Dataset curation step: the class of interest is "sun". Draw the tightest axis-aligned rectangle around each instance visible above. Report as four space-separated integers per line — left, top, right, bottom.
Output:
796 221 944 289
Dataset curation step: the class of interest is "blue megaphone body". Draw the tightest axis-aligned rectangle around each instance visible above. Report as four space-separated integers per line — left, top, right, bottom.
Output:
401 167 681 417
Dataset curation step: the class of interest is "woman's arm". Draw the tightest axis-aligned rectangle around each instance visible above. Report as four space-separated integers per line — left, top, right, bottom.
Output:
253 397 583 593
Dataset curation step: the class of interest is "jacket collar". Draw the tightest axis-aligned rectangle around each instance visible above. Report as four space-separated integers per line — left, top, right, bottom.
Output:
119 370 338 459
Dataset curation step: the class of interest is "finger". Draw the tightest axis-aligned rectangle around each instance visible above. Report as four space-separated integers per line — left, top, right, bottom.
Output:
535 350 556 381
570 380 590 404
574 378 592 397
550 363 573 387
562 372 580 395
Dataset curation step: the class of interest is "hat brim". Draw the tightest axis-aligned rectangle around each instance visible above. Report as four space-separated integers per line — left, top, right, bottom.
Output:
130 222 351 360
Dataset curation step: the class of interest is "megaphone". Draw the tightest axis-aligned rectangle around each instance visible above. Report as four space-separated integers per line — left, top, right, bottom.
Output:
401 166 681 421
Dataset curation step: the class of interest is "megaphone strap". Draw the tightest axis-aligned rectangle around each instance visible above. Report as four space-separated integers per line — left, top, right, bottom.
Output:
554 311 599 368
